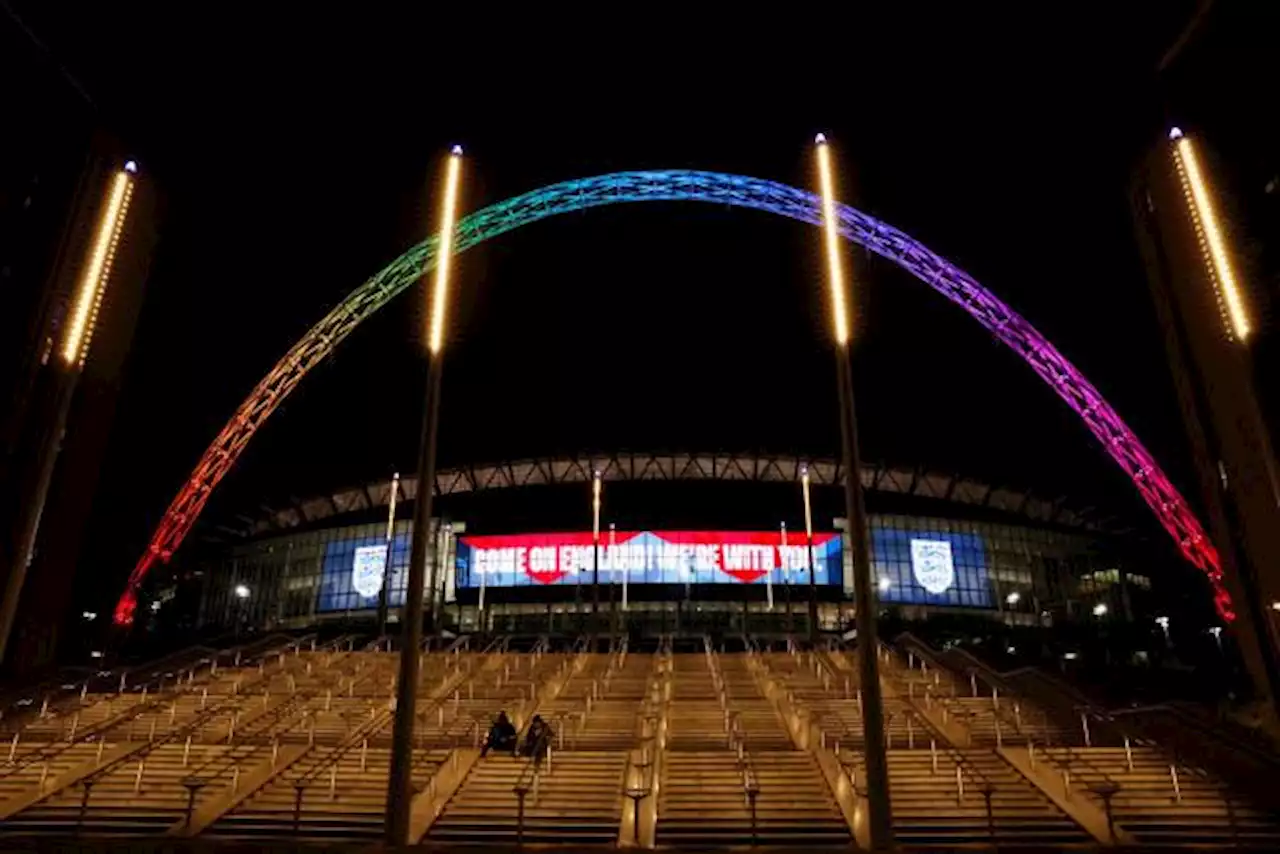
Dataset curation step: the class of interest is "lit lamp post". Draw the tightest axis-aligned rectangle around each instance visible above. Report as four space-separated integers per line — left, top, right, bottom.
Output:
781 521 792 631
233 584 250 640
614 524 624 609
592 469 602 628
814 133 893 849
386 145 463 847
801 465 819 641
376 471 400 634
0 163 138 664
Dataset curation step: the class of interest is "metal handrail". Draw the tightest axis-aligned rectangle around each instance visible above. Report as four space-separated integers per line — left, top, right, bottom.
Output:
73 636 355 791
161 639 390 799
0 634 333 781
2 633 313 736
1028 738 1122 796
298 656 471 788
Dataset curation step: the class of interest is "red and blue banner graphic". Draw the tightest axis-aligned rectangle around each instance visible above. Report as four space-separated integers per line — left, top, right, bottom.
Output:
456 530 842 588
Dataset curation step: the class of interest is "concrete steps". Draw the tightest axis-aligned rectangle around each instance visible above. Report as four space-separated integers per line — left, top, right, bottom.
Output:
1042 745 1280 848
428 751 625 844
208 747 448 842
658 751 849 846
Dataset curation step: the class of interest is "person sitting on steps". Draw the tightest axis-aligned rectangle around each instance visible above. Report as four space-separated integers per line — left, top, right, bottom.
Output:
521 714 554 766
481 710 517 757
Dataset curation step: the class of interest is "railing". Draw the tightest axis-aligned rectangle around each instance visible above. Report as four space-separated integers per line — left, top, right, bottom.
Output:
0 634 330 786
2 633 314 744
894 632 1251 833
295 658 468 801
57 636 356 806
511 741 553 845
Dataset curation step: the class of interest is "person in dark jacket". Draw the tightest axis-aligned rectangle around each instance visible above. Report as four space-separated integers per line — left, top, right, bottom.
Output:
481 711 517 757
521 715 553 764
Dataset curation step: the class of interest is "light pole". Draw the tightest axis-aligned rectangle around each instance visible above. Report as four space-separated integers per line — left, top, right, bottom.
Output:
0 163 137 665
592 469 602 630
781 521 794 632
233 584 250 640
1209 626 1224 655
611 523 623 637
386 144 463 847
376 472 400 635
801 465 819 642
814 132 893 850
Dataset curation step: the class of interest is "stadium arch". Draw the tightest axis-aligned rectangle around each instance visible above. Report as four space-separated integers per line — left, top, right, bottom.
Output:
112 171 1231 624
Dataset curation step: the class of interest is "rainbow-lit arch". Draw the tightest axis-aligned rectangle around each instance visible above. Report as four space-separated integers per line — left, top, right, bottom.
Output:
113 170 1231 624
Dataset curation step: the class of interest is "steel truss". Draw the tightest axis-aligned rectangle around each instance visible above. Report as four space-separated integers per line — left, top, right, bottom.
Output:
113 171 1231 624
237 453 1104 538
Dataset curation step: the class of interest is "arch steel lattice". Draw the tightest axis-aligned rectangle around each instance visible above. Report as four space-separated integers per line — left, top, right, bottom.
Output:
112 171 1231 624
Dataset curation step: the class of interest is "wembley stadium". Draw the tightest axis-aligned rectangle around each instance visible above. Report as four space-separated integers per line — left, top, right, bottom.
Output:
150 452 1159 639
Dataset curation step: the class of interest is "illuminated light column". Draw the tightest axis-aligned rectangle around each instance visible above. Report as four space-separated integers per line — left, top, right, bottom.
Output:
814 133 893 849
592 469 602 625
386 144 463 847
0 163 136 665
478 545 487 613
765 526 775 611
436 522 454 627
1133 127 1280 724
614 524 624 612
801 465 818 640
376 471 400 634
781 521 792 631
1169 128 1251 342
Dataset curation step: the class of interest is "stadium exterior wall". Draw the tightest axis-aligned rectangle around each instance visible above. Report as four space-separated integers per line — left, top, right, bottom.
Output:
175 505 1154 638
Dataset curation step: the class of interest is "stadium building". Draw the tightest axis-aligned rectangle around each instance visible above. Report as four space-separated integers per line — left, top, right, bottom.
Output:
161 453 1161 638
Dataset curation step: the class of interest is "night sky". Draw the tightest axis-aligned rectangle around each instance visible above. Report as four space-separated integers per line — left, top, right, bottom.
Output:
11 3 1273 611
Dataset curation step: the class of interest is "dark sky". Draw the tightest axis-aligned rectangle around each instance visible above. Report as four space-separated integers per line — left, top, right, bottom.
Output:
14 2 1271 608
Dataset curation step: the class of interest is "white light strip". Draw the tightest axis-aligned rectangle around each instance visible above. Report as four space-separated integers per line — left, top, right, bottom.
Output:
1173 134 1251 342
62 170 134 366
427 146 464 354
816 134 850 345
592 471 602 540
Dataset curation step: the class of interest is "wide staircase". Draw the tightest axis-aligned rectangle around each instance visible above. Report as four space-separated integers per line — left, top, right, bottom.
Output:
1037 743 1280 848
205 644 462 842
657 643 850 846
9 634 1280 849
0 634 333 837
895 633 1280 849
766 644 1091 848
425 644 629 845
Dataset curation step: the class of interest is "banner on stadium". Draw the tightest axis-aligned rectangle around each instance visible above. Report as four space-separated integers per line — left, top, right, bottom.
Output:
455 530 842 588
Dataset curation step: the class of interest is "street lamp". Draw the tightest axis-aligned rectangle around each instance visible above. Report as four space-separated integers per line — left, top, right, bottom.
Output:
800 464 818 640
376 471 400 634
592 469 602 624
0 163 138 664
814 132 893 850
614 524 626 613
1092 603 1109 617
233 584 250 600
1169 127 1251 342
1006 591 1021 606
387 144 464 847
780 521 792 629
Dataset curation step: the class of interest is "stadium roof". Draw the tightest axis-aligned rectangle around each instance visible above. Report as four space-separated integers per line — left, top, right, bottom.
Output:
216 452 1119 540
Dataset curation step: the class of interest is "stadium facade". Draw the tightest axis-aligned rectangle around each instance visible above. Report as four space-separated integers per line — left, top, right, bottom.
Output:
164 453 1160 637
